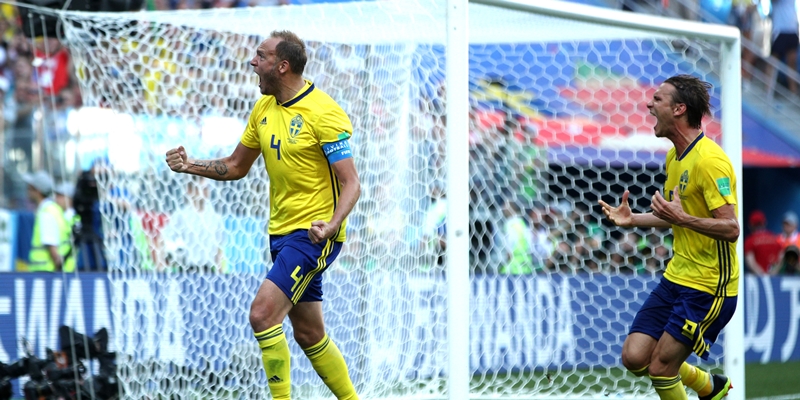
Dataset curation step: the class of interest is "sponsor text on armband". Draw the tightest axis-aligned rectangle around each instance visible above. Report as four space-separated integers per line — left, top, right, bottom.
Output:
322 139 353 164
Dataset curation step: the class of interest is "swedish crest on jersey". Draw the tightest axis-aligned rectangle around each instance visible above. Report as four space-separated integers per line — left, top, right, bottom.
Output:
289 115 304 143
679 170 689 195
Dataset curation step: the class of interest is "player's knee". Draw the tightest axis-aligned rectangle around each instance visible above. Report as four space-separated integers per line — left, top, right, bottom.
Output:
621 347 649 373
248 306 266 331
646 361 671 378
249 300 281 332
293 326 325 349
646 352 678 377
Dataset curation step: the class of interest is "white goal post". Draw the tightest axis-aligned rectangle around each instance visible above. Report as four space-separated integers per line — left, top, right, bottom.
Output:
32 0 746 398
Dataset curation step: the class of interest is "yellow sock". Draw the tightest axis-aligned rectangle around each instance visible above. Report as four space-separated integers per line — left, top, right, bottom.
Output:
650 374 688 400
679 362 712 396
629 364 649 377
254 325 291 400
303 334 359 400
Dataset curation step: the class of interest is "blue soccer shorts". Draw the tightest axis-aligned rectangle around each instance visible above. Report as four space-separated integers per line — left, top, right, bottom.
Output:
629 277 737 360
266 230 343 304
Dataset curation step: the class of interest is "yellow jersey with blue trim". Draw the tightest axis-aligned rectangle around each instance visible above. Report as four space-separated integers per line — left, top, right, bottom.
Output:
240 80 353 242
663 132 739 296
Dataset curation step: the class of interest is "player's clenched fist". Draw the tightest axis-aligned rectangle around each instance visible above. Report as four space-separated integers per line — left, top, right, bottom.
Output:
166 146 190 173
308 220 335 244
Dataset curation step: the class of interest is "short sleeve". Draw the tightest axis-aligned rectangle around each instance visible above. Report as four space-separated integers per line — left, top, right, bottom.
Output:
698 156 737 211
39 211 61 246
240 101 263 150
315 107 353 145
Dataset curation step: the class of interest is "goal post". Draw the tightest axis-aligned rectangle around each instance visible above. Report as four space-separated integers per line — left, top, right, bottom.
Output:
445 1 470 399
44 0 745 398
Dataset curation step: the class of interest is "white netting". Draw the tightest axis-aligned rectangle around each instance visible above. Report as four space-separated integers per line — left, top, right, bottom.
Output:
51 0 736 398
465 4 730 399
61 2 451 399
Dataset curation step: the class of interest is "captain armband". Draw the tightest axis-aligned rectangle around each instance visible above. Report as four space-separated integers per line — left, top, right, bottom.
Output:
321 139 353 164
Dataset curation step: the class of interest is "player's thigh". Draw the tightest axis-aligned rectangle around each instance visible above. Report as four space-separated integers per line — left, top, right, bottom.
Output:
624 278 678 369
663 286 737 361
629 278 677 339
250 278 294 331
288 301 325 348
267 232 338 305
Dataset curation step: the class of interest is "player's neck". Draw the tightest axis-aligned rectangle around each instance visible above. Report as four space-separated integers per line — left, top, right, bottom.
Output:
671 127 702 158
276 77 307 104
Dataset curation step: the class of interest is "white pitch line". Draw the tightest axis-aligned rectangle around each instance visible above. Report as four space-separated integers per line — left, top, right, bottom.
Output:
749 394 800 400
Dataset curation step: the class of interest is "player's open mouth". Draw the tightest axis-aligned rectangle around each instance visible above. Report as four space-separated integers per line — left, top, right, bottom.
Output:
648 113 657 130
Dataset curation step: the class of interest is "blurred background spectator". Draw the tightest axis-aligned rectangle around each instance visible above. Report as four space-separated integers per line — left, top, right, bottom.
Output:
769 0 799 94
744 209 782 275
421 182 447 271
777 210 800 248
498 200 534 275
72 158 107 271
772 243 800 274
22 170 75 272
730 0 758 82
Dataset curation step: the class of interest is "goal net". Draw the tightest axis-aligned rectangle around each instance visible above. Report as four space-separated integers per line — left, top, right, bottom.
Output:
51 0 742 398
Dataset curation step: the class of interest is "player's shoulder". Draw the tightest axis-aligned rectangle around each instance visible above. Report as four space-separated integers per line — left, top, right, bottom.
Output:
305 84 347 114
696 136 732 163
697 134 724 151
254 94 277 111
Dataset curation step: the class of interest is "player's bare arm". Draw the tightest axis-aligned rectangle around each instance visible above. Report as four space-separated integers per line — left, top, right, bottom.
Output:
165 143 261 180
308 157 361 244
598 190 671 229
651 185 739 242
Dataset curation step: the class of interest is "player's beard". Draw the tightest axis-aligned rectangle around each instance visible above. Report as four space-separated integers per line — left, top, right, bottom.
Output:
259 64 281 96
653 123 665 138
653 117 673 138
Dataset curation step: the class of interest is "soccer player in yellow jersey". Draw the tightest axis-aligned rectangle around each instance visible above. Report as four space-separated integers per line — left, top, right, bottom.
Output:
165 30 360 400
599 75 738 400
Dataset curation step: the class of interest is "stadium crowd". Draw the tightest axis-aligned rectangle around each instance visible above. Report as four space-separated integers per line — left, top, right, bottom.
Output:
0 0 799 277
0 3 81 211
466 102 800 276
621 0 800 97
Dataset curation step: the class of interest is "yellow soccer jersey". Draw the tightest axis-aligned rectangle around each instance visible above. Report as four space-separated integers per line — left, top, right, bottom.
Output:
240 80 353 242
663 132 739 296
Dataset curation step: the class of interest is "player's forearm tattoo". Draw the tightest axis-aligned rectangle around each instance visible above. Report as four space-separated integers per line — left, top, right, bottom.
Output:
212 161 228 176
191 160 211 171
191 160 229 176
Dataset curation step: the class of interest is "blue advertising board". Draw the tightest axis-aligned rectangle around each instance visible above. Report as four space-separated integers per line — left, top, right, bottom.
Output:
0 273 797 395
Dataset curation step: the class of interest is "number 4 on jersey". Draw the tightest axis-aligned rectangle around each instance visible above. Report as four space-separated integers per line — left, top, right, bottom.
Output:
270 135 281 160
